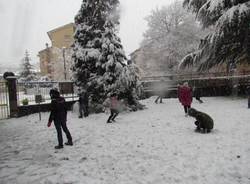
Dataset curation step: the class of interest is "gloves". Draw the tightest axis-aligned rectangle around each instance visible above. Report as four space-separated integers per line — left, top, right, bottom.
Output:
47 121 52 127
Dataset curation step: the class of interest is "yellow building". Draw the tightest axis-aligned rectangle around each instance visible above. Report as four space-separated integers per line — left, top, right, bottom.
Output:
38 23 75 80
38 43 52 78
47 23 75 48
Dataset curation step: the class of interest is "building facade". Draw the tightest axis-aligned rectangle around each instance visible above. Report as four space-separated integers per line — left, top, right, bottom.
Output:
38 23 75 81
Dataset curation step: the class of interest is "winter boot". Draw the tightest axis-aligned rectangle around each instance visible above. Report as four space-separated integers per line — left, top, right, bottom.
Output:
55 145 63 149
65 141 73 146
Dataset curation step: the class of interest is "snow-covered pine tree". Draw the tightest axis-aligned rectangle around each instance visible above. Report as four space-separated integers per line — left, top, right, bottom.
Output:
98 20 126 94
179 0 250 71
72 0 136 107
19 50 37 82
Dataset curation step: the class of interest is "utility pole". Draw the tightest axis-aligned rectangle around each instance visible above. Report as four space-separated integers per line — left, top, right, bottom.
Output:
62 47 67 80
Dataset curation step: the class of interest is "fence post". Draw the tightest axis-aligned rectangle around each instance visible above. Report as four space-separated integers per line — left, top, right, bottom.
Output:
6 77 18 117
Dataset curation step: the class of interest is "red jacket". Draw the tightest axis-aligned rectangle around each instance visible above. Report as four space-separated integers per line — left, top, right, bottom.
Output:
178 86 192 106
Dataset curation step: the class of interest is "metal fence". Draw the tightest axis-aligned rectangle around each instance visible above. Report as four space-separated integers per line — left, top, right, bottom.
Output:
17 81 78 106
0 81 10 120
142 71 250 82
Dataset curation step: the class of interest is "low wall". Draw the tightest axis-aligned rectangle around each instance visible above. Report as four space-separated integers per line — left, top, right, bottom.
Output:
17 101 77 117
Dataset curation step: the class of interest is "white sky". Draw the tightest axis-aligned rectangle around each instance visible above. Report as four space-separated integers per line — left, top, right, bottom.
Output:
0 0 174 68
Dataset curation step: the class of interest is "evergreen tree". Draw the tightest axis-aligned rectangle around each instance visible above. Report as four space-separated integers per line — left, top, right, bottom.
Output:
19 50 37 81
179 0 250 71
72 0 131 105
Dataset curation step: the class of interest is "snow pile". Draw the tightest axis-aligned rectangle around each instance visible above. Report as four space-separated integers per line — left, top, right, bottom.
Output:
0 97 249 183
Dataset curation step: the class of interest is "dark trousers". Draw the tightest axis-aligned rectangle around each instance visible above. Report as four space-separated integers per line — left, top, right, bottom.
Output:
155 96 163 103
248 97 250 108
54 120 72 146
107 109 119 122
195 96 203 103
79 104 89 117
184 105 191 114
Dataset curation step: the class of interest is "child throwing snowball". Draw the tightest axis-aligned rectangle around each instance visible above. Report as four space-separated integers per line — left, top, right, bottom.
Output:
104 93 120 123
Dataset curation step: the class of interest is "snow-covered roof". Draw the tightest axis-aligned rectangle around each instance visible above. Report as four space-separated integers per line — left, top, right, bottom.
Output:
129 48 141 56
38 46 52 55
47 23 75 41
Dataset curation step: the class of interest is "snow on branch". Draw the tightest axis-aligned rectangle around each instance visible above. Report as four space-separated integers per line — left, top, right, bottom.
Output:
178 50 201 70
210 2 250 48
183 0 208 13
181 0 250 71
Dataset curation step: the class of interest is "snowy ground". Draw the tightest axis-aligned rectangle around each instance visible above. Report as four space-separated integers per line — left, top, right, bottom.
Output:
0 97 250 184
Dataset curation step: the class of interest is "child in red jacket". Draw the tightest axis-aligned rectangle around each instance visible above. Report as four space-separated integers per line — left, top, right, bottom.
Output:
178 82 193 116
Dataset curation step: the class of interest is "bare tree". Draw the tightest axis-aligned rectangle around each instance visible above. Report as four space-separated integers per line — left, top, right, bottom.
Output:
139 0 205 76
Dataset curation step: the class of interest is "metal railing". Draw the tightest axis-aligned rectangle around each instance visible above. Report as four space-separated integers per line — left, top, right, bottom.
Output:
141 71 250 82
0 81 10 119
17 81 78 106
141 70 250 95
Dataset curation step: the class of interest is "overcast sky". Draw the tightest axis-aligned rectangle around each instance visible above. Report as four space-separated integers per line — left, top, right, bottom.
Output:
0 0 174 68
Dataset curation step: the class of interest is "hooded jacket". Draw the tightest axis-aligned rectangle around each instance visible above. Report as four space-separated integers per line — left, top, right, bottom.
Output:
188 108 214 130
49 89 67 122
178 85 192 106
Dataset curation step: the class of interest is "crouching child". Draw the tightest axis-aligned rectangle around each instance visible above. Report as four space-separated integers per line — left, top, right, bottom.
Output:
188 108 214 133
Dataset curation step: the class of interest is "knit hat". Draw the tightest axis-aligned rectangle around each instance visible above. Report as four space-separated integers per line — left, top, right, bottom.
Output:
49 88 60 98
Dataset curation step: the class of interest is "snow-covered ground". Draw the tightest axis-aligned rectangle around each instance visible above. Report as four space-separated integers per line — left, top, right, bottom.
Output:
0 97 249 184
